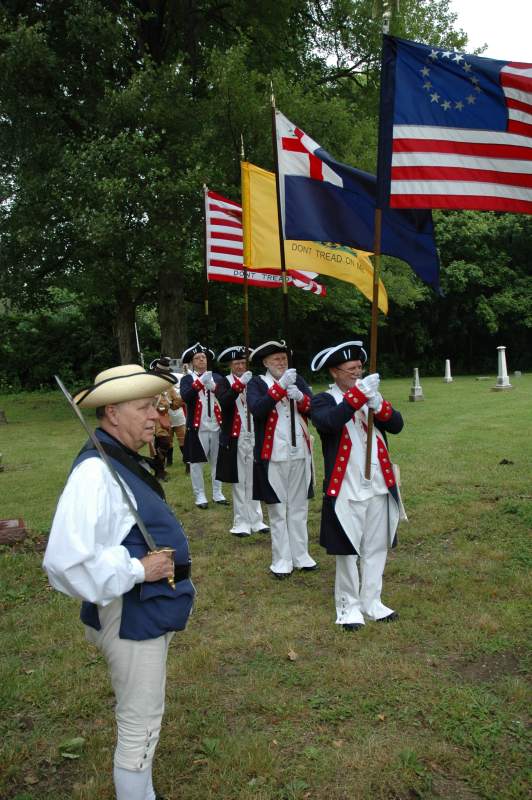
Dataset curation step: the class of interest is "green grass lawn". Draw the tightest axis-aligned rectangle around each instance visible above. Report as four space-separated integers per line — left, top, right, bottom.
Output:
0 376 530 799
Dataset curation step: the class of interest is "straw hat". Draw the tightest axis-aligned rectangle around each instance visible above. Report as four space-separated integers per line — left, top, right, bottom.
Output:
73 364 176 408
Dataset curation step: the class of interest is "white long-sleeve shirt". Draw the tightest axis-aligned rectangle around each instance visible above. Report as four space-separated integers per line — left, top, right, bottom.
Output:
43 458 145 606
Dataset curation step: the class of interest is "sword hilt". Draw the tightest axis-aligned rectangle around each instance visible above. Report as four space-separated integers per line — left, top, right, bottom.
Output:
146 547 176 589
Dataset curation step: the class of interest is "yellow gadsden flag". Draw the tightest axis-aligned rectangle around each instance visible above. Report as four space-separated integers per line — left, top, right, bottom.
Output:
241 161 388 314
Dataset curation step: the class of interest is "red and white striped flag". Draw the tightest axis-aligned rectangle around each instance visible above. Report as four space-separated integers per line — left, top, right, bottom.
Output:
378 37 532 213
205 189 326 295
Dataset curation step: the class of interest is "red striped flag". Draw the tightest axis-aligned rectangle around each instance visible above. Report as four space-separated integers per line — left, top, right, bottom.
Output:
378 37 532 214
205 190 326 295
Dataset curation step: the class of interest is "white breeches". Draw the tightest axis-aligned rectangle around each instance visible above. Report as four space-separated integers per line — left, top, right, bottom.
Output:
267 459 315 574
334 494 394 624
231 435 267 534
190 430 225 504
85 598 174 772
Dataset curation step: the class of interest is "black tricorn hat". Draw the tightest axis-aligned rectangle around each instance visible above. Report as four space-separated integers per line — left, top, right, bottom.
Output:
217 345 250 363
311 341 367 372
181 342 215 365
249 340 289 364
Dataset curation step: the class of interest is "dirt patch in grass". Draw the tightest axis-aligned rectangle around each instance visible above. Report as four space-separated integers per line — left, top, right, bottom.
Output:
431 773 482 799
450 649 526 683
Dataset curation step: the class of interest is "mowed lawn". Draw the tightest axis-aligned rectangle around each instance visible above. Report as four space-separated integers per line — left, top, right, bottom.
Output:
0 376 530 800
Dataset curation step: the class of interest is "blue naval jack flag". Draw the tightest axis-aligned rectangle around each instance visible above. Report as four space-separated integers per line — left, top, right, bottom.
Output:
275 109 441 292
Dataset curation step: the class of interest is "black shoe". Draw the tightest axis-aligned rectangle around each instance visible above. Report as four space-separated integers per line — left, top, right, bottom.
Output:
231 531 250 538
271 571 292 580
256 526 270 534
214 499 230 505
298 564 319 572
196 503 208 510
342 623 364 631
376 611 399 623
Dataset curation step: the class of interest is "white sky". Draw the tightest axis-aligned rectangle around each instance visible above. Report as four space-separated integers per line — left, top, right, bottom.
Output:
450 0 532 62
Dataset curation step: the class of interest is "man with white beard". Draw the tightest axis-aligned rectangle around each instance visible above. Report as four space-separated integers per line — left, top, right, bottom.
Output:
215 345 270 537
247 340 317 579
310 341 404 631
180 343 227 509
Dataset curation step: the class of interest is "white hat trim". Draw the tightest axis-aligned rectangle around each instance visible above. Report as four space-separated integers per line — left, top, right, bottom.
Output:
311 341 366 372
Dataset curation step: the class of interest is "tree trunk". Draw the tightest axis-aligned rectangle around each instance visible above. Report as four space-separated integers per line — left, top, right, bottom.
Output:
114 292 138 364
158 265 187 358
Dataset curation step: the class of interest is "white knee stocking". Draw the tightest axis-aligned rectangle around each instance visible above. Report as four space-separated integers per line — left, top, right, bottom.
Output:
113 765 151 800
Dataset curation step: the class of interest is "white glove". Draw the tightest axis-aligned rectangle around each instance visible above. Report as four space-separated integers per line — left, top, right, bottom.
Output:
199 370 213 386
279 368 297 389
356 372 380 399
239 370 252 385
205 378 217 391
286 384 303 402
366 391 383 413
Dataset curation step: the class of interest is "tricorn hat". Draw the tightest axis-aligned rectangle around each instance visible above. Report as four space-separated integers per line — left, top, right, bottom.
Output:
217 345 250 363
181 342 215 365
249 340 289 364
311 341 367 372
73 364 176 408
149 356 172 374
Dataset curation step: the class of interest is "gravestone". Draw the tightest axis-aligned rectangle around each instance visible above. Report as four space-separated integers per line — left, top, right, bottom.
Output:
492 346 513 391
409 367 424 402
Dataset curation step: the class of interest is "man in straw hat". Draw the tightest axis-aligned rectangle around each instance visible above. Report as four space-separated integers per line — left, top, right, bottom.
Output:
43 364 195 800
179 342 227 509
247 340 317 578
310 341 404 631
215 345 269 537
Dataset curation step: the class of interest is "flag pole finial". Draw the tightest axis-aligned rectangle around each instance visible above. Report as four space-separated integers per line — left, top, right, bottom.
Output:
270 81 276 108
240 133 245 161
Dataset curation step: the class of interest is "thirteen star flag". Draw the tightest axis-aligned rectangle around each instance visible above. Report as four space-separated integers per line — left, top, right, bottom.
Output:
241 162 388 313
377 36 532 213
275 109 441 291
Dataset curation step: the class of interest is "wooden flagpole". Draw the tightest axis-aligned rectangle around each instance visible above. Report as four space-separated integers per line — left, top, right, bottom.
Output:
240 135 251 431
364 211 382 479
364 3 394 479
270 88 296 447
202 184 212 416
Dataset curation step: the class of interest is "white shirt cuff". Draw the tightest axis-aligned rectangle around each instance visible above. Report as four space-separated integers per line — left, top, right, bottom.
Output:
131 557 145 584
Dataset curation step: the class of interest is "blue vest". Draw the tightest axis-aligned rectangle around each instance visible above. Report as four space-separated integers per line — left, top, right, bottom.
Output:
75 430 195 641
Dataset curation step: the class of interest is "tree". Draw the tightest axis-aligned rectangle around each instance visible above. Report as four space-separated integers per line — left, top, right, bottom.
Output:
1 0 485 381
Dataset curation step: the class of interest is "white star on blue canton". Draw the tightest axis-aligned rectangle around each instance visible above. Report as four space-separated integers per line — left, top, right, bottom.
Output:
463 63 472 73
455 100 464 111
452 53 464 63
471 76 480 85
420 66 430 77
466 94 476 104
423 81 432 90
429 50 438 60
442 51 452 59
430 92 440 103
441 100 451 110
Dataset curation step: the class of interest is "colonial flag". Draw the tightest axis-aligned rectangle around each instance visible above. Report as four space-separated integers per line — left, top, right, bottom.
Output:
241 161 388 313
377 36 532 213
275 109 441 291
205 190 326 295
